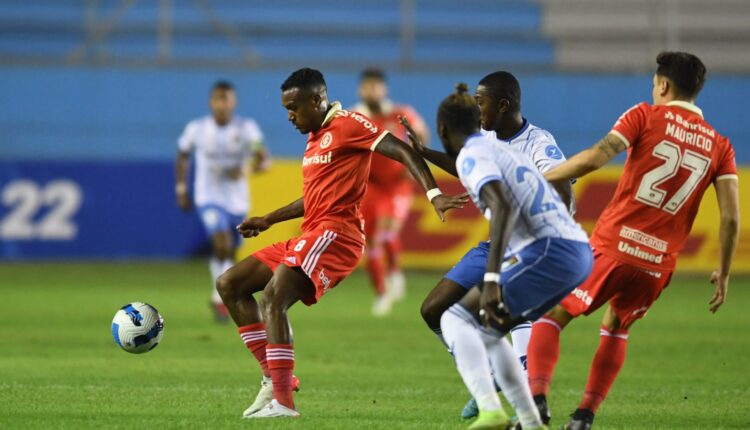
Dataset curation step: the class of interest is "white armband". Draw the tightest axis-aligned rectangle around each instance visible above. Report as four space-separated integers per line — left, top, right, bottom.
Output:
426 188 443 202
483 272 501 283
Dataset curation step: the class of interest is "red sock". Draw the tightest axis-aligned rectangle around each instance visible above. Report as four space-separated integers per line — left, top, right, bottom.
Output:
527 317 563 396
267 344 295 409
238 323 270 378
365 248 386 295
579 326 628 413
383 233 401 273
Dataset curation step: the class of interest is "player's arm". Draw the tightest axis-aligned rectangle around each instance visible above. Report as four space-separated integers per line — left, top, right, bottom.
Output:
374 132 468 221
544 133 627 182
251 144 271 173
477 181 516 330
236 198 304 238
175 151 191 211
399 116 459 177
549 179 573 210
709 177 740 313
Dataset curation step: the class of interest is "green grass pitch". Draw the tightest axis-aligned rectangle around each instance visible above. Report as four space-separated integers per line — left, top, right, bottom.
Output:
1 261 748 429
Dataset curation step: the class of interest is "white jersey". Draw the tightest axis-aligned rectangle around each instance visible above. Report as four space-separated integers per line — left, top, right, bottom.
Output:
457 133 588 259
178 115 264 215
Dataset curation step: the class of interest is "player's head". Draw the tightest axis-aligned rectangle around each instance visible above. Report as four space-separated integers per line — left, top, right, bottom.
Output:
475 71 521 131
210 80 237 125
358 67 388 110
437 83 481 157
653 51 706 104
281 68 329 134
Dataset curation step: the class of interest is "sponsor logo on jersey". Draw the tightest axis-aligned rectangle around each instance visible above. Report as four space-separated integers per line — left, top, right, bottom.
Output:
320 132 333 149
461 157 476 176
571 287 593 306
619 226 668 252
617 241 663 264
319 269 331 289
302 151 333 167
285 256 297 265
337 110 379 134
545 145 563 160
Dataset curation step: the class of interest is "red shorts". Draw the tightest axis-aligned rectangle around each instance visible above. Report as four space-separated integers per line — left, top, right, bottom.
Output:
253 228 364 306
361 181 414 237
559 249 673 328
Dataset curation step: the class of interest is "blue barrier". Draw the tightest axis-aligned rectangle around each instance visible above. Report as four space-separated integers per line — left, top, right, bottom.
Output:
0 161 207 259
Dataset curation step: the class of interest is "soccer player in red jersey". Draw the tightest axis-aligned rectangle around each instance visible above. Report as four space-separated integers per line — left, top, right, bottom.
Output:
216 68 467 419
525 52 740 429
351 68 431 316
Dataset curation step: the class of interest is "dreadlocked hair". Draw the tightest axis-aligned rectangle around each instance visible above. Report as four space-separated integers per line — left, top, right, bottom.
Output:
437 83 480 135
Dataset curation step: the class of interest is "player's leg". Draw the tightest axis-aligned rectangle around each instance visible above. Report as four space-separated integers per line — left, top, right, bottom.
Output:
440 295 510 429
254 264 315 414
563 269 671 429
362 188 390 315
209 230 235 320
383 190 413 301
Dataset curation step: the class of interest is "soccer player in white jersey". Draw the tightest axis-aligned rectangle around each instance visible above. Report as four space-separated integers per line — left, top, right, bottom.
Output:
432 84 592 430
404 71 573 420
175 80 269 322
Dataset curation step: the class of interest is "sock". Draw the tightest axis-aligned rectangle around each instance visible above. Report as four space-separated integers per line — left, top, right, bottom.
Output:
267 344 295 409
382 232 401 272
579 326 629 413
431 327 447 348
209 257 223 304
510 321 532 373
365 248 386 296
441 304 501 412
221 258 234 274
527 317 563 396
238 324 270 377
481 329 542 429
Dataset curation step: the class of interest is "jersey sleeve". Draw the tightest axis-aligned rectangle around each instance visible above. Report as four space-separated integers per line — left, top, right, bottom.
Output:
177 121 197 152
243 119 265 152
611 102 650 148
339 111 390 152
527 129 566 173
457 145 504 197
714 139 738 181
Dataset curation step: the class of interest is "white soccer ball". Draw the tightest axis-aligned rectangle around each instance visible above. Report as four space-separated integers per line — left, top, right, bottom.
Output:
111 302 164 354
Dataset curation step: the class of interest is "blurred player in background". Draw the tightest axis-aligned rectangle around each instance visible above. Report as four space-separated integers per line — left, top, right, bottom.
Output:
526 52 740 430
216 68 466 419
175 80 270 322
435 84 592 430
351 68 430 316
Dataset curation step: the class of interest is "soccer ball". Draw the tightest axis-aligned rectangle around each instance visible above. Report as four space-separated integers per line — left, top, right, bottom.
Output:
111 302 164 354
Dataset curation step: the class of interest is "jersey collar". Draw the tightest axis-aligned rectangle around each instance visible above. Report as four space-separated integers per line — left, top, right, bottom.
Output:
496 118 529 143
322 101 343 126
667 101 703 118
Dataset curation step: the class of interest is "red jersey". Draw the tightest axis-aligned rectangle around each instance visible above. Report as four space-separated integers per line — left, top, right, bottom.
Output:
352 101 427 187
301 102 390 240
591 101 737 271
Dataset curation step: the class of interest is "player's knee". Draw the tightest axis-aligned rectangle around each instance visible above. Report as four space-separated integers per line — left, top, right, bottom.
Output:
261 284 284 319
215 271 236 301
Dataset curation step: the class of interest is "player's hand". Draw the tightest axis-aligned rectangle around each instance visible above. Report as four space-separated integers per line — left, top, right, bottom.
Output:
176 192 191 212
237 216 272 238
479 281 508 330
708 270 729 313
431 193 470 222
398 115 426 154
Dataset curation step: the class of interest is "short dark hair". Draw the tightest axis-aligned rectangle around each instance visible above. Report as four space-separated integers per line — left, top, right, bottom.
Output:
212 80 234 92
655 51 706 99
281 68 327 91
360 67 386 82
478 71 521 112
438 83 481 135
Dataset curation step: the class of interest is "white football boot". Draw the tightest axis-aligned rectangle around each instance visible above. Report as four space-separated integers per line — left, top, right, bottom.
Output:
246 399 300 418
242 379 274 417
372 294 393 317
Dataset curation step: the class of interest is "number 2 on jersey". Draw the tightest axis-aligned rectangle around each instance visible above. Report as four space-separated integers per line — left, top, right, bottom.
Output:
635 140 710 214
516 166 557 216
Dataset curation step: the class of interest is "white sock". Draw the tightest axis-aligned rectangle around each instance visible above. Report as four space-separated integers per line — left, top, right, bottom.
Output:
480 329 542 429
441 304 501 412
510 321 532 373
221 258 234 275
209 257 223 304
